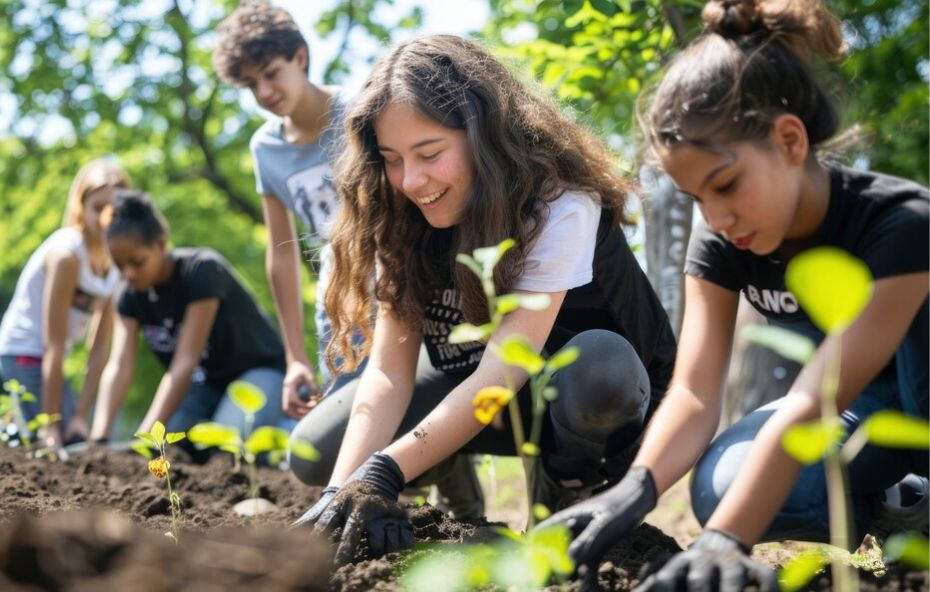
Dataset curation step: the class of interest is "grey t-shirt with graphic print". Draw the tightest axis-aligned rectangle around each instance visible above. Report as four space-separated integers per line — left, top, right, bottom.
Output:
249 89 346 245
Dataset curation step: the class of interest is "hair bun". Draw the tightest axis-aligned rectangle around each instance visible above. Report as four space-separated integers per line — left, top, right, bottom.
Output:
702 0 760 37
112 190 152 221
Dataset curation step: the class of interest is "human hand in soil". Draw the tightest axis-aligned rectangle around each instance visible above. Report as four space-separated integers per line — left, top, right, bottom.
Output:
283 360 319 418
41 424 65 454
308 453 413 563
633 529 779 592
538 466 658 576
62 416 89 445
292 486 339 528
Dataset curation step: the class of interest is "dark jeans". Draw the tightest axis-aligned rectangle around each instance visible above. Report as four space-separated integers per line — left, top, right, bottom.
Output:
289 329 652 488
691 308 929 543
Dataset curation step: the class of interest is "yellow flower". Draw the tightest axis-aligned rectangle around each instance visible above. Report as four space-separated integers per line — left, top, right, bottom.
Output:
472 386 514 425
148 457 170 479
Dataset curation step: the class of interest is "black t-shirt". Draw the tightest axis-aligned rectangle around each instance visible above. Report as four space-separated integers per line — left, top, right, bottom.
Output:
685 163 929 353
117 248 286 389
420 206 678 414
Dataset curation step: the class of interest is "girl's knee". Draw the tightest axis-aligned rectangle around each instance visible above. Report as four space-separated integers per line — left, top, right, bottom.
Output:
552 330 650 435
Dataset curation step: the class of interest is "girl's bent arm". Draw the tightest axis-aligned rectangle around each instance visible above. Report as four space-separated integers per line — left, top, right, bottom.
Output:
633 275 739 493
327 306 422 485
706 271 929 545
138 298 219 432
385 290 567 483
41 248 80 431
90 314 138 440
75 297 114 419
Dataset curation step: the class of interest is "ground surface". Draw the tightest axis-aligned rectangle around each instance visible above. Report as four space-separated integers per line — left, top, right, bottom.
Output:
0 445 925 591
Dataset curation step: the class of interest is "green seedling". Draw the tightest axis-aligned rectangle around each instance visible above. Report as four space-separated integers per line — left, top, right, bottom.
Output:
29 412 63 460
451 239 579 529
1 379 37 447
401 522 574 591
187 381 320 508
743 247 930 591
133 420 186 544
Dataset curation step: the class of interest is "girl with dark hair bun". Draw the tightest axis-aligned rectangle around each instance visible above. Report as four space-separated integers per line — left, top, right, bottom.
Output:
288 34 677 559
542 0 928 588
0 158 129 452
88 190 289 452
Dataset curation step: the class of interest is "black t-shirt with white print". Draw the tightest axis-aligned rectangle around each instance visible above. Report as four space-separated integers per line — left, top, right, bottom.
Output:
420 191 677 412
117 248 286 390
685 163 929 356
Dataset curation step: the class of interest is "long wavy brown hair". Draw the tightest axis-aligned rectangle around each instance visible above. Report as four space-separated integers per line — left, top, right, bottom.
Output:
325 34 633 373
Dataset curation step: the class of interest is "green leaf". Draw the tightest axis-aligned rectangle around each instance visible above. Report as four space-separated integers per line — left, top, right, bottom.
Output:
526 523 574 580
545 346 580 373
455 253 483 280
492 526 524 542
134 432 157 446
496 336 545 375
782 419 846 465
522 442 541 456
884 533 930 569
449 322 493 344
532 503 551 521
505 293 551 312
131 440 154 459
21 392 36 403
165 432 186 444
779 551 828 592
219 444 242 456
228 381 267 415
3 379 21 394
289 439 322 462
785 247 873 334
472 239 516 278
863 410 930 448
741 325 816 364
151 421 165 445
186 422 241 448
244 426 289 456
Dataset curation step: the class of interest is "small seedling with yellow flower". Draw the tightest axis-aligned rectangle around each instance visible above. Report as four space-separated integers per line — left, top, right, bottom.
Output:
187 381 320 512
133 420 186 543
451 239 579 529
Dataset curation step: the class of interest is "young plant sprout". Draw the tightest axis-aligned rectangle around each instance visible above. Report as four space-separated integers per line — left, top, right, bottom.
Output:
742 247 930 591
1 379 36 447
187 381 320 510
133 420 186 543
450 239 579 529
401 522 574 591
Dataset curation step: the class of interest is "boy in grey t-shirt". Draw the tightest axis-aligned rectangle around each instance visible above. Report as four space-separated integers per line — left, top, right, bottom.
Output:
213 2 353 419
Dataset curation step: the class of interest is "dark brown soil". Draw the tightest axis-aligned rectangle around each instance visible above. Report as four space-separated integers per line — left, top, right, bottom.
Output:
0 445 924 591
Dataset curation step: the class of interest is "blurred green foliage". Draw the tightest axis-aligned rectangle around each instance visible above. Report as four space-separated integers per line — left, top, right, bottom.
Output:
485 0 928 182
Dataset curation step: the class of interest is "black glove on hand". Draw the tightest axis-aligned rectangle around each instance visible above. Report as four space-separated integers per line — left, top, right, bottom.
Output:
312 452 413 563
634 528 779 592
537 465 658 576
292 485 339 528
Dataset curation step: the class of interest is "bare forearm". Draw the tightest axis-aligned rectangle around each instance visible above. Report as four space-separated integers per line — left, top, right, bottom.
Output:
90 363 132 439
41 349 67 416
706 395 814 544
328 368 414 485
77 351 107 416
267 251 309 364
139 364 195 432
633 384 722 494
386 365 528 482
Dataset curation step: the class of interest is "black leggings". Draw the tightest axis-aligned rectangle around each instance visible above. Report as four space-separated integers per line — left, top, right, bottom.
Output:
289 329 651 487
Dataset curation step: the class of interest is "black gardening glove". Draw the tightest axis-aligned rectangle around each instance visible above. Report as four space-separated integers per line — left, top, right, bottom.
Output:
292 485 340 528
537 465 658 578
312 452 413 564
634 529 779 592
